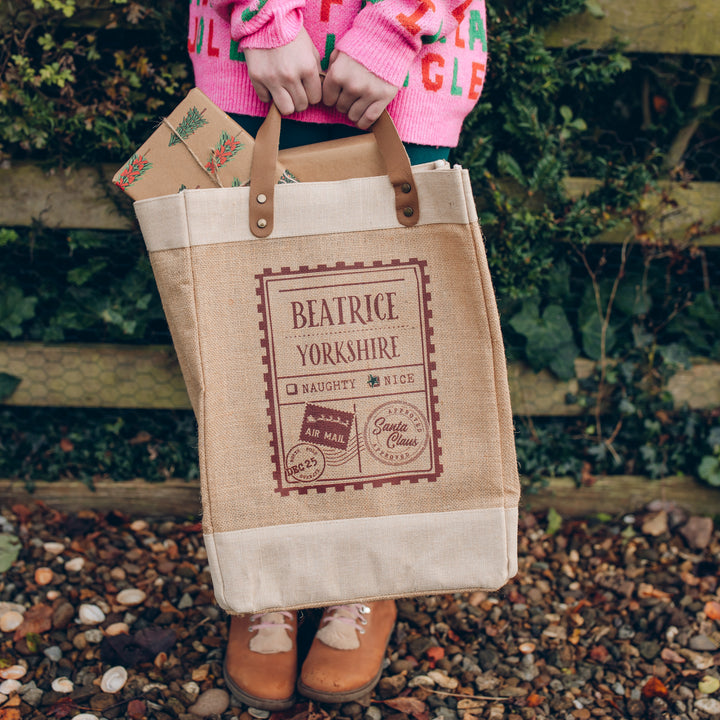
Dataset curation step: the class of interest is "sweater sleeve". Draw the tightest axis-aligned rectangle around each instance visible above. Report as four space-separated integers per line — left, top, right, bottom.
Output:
336 0 484 88
210 0 306 49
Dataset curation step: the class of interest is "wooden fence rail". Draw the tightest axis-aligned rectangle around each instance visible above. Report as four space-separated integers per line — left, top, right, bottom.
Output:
1 0 718 515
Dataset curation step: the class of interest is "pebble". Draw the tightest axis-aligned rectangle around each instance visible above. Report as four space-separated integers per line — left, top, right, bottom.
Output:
248 709 271 719
72 715 100 720
0 602 25 615
44 646 63 662
43 542 65 555
188 688 230 717
84 628 104 643
34 567 54 585
100 666 128 693
0 665 26 680
110 567 126 581
182 681 200 698
0 611 24 632
65 557 85 572
680 517 714 549
0 679 22 695
78 604 105 625
178 593 194 610
641 511 668 536
51 677 74 693
689 635 718 652
116 588 147 606
408 675 435 688
427 670 459 689
696 698 720 716
23 687 44 707
105 622 130 636
52 602 75 629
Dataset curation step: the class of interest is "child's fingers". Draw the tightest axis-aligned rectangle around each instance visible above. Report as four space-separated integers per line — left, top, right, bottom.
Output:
251 80 272 105
302 72 323 107
272 86 298 116
322 75 342 109
353 99 388 130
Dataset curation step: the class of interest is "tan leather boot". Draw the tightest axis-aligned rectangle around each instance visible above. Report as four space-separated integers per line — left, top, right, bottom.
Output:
297 600 397 703
223 611 297 710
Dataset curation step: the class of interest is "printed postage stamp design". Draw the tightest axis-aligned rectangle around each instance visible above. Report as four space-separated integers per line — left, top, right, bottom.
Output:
256 260 441 495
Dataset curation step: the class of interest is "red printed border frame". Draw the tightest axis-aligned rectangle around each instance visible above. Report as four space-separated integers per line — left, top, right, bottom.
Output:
255 259 443 496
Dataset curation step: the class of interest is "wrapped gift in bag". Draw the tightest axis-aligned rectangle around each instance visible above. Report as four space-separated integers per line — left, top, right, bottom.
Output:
131 105 520 614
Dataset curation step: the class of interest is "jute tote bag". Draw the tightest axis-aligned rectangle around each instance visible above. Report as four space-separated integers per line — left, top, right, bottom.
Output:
134 107 520 614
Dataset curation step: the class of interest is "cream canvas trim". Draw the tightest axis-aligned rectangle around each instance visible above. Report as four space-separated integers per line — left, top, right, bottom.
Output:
204 506 518 614
135 166 478 252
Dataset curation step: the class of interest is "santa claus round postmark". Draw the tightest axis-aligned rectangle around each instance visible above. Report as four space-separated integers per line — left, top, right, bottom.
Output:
363 400 429 466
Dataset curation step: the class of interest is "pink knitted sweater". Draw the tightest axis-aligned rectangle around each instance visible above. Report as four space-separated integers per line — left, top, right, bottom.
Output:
189 0 488 146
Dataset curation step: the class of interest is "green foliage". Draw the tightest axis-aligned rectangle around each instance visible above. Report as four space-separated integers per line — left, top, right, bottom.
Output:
0 0 192 162
0 228 166 343
0 408 198 486
0 0 718 490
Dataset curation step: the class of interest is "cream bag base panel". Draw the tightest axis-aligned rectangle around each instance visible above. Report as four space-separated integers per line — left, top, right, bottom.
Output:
205 506 519 614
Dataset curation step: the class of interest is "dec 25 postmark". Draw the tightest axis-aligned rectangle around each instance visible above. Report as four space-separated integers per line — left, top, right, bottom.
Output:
285 443 326 483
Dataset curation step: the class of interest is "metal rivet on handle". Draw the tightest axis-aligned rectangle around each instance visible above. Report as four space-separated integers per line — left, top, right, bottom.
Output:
403 206 414 218
257 193 267 204
401 183 412 194
257 218 268 229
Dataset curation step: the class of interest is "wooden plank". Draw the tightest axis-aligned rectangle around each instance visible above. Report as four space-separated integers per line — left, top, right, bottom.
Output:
0 162 132 230
1 478 202 518
0 343 190 409
545 0 720 56
523 474 720 518
3 163 718 246
2 342 718 413
1 474 716 518
564 178 720 247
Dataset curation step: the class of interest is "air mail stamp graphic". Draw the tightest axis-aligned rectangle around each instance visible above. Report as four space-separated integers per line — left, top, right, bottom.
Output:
300 404 355 450
256 260 441 495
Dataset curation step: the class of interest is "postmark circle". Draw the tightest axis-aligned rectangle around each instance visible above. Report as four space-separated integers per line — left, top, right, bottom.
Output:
285 443 325 483
363 400 429 466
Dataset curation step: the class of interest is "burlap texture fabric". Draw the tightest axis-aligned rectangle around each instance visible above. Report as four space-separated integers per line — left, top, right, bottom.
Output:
135 161 520 613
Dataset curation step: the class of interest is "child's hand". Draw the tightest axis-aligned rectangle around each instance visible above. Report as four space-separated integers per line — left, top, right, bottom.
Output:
244 29 323 115
323 51 399 130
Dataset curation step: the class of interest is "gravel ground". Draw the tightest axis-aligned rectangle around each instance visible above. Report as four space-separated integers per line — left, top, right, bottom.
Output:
0 499 718 720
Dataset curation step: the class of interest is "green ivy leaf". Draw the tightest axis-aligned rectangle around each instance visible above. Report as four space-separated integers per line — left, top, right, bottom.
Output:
0 372 21 401
509 300 579 380
580 312 617 361
0 284 37 338
0 534 21 573
689 292 719 328
659 343 692 369
546 507 563 536
67 258 108 286
584 0 606 19
698 456 720 487
614 277 652 317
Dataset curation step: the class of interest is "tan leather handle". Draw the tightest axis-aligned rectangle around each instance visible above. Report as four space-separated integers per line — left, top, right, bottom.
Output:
249 105 420 238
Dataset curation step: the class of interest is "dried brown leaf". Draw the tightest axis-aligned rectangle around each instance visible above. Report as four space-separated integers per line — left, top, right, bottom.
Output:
382 697 429 720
